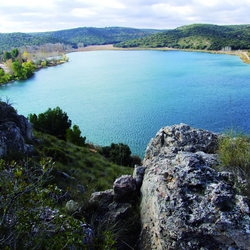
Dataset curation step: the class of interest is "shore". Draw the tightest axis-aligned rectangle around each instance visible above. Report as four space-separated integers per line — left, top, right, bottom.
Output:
73 44 250 64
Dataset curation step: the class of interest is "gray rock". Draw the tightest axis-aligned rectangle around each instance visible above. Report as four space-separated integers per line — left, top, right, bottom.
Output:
140 124 250 250
0 102 33 158
133 165 146 190
113 175 137 202
65 200 79 213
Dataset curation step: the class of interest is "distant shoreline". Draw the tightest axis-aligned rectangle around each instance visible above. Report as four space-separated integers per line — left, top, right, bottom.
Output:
73 44 250 64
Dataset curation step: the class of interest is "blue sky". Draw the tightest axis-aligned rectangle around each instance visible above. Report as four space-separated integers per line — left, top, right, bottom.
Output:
0 0 250 33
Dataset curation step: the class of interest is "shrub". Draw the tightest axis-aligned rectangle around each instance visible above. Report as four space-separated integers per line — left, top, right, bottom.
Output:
217 132 250 196
100 143 141 167
0 158 86 249
29 107 71 140
66 124 86 146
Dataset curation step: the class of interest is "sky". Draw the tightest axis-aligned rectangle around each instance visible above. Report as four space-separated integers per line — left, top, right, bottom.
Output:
0 0 250 33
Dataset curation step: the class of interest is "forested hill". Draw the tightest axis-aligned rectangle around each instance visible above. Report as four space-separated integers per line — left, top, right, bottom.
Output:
115 24 250 50
0 27 160 51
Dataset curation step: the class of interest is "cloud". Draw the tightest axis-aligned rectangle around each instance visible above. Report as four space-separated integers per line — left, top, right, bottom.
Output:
0 0 250 33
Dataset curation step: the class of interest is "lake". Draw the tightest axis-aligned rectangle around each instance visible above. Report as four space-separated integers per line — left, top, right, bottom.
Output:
1 50 250 158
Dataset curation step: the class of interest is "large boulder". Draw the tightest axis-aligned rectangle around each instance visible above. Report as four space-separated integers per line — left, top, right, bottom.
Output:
0 101 33 157
140 124 250 249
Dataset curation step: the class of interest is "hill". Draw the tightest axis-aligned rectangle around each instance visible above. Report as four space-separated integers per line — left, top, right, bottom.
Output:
115 24 250 50
0 27 160 52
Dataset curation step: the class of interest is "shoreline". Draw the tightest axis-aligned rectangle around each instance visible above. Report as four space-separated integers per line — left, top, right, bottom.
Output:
72 44 250 64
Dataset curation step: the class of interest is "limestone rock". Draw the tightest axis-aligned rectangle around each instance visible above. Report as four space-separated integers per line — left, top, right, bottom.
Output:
0 101 33 157
140 124 250 250
113 175 137 202
133 165 146 190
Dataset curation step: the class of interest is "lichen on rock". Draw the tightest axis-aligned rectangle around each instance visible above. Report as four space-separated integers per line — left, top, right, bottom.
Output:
140 124 250 250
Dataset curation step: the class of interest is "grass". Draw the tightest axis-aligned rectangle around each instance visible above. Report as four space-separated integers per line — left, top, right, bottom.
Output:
33 131 133 200
217 131 250 197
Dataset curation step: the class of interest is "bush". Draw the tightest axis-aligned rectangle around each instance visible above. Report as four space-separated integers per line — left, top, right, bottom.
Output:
217 132 250 196
100 143 141 167
29 107 71 140
0 158 86 249
66 125 86 146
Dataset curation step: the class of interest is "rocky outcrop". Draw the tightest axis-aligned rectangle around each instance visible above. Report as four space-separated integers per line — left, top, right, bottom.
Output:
140 124 250 250
0 101 33 157
87 174 142 249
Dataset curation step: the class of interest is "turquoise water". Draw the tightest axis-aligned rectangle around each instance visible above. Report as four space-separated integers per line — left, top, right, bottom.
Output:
1 50 250 157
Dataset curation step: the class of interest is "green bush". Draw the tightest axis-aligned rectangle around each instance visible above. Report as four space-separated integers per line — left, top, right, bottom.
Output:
100 143 141 167
217 132 250 196
0 159 85 249
218 133 250 172
66 124 86 146
29 107 72 140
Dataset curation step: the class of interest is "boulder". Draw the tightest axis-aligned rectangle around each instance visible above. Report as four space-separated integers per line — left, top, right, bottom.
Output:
140 124 250 250
0 101 33 158
113 175 137 202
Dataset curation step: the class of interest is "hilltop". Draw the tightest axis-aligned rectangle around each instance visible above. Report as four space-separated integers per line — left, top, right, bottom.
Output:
115 24 250 51
0 27 161 52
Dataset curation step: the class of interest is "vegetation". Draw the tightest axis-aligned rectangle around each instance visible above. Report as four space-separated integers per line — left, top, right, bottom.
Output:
100 143 141 167
0 27 160 52
0 48 68 85
0 102 136 249
217 132 250 197
29 107 72 140
115 24 250 50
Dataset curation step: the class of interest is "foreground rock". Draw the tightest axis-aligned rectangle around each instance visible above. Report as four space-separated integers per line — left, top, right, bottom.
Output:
87 175 142 249
0 101 33 157
140 124 250 249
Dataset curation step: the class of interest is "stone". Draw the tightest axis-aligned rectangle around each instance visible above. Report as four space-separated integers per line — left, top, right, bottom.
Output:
0 101 34 158
133 165 146 190
65 200 79 213
113 175 137 202
140 124 250 250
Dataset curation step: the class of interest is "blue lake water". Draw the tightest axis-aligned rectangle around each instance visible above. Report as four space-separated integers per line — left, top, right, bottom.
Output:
1 50 250 158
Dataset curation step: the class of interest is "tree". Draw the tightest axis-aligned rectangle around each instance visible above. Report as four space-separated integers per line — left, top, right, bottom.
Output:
22 61 36 78
0 68 11 84
10 48 19 59
29 107 72 140
12 60 23 79
66 125 86 146
101 143 132 166
3 51 12 62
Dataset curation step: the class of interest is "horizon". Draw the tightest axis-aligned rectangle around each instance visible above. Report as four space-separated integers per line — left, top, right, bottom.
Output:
1 23 250 35
0 0 250 33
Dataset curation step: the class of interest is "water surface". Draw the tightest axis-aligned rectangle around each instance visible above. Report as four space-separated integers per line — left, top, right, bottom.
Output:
1 50 250 157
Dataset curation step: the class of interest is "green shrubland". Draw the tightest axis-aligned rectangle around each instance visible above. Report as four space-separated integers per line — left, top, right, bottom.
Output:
217 132 250 197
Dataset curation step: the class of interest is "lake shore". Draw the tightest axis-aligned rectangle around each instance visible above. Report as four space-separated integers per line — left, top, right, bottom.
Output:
73 44 250 64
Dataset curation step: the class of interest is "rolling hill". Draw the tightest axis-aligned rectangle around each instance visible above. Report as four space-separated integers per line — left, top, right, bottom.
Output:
0 27 161 52
114 24 250 50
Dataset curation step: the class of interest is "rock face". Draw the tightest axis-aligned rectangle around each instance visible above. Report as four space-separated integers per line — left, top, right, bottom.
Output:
140 124 250 250
0 101 33 158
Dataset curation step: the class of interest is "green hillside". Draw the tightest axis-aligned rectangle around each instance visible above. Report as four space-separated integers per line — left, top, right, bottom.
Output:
115 24 250 50
0 27 160 51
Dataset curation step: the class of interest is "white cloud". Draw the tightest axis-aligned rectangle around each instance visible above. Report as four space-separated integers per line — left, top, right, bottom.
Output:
0 0 249 33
